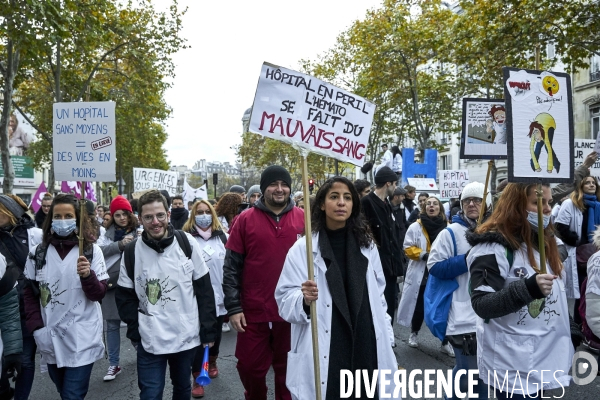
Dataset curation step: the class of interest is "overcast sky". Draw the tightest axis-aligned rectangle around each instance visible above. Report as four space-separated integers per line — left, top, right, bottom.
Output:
153 0 382 168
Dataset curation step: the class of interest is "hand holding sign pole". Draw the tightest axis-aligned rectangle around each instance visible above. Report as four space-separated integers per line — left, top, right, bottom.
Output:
249 62 376 400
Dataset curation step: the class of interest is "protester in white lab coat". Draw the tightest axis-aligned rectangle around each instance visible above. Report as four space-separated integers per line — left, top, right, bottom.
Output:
276 176 399 400
23 194 108 399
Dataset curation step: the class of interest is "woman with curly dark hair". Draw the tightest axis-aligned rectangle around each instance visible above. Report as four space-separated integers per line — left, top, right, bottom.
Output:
215 192 242 233
275 176 398 399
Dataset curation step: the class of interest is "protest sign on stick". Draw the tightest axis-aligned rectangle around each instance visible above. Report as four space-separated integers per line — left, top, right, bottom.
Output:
249 62 376 400
249 62 376 167
133 168 178 196
439 170 470 199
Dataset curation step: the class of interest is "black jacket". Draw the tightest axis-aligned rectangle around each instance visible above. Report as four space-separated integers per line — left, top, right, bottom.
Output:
360 192 403 277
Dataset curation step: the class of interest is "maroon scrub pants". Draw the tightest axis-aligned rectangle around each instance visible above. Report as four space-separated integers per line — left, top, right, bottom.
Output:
235 321 292 400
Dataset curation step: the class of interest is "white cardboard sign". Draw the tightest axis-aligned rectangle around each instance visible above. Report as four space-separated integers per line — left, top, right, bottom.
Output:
439 170 470 199
133 168 178 196
249 62 376 166
53 102 116 182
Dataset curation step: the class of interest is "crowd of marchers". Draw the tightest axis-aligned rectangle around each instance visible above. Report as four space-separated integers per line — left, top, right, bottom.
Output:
1 149 600 400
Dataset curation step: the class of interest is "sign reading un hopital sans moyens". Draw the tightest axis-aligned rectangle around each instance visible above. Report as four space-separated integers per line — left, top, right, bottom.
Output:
53 102 116 182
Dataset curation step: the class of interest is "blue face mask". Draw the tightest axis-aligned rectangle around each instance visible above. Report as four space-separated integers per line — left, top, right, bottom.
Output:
527 211 551 230
52 219 77 236
195 214 212 229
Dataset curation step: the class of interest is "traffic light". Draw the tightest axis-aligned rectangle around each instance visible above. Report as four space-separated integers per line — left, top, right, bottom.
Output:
308 179 315 194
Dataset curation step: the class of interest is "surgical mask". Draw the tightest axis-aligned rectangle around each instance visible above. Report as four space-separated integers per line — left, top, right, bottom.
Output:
195 214 212 229
527 211 551 230
52 219 77 236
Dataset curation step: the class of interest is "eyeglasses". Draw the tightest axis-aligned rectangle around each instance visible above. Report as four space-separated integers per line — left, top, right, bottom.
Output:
141 213 167 223
462 197 483 206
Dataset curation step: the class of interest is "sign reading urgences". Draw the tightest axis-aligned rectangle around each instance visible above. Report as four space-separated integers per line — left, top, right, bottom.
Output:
53 102 116 182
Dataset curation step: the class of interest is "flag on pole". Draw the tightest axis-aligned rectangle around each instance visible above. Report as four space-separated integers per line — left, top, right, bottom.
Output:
60 181 97 201
30 182 48 213
182 178 208 204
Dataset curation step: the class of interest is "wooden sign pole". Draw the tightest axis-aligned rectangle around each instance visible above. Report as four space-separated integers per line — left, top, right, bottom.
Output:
301 151 321 400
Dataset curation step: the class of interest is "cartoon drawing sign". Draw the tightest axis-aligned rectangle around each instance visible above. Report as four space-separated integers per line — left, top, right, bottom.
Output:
248 62 376 166
504 67 574 183
460 98 507 159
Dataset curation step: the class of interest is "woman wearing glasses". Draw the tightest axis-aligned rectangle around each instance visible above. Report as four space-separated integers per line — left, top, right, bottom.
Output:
23 194 108 399
183 200 228 398
397 196 451 354
96 196 137 382
426 183 491 399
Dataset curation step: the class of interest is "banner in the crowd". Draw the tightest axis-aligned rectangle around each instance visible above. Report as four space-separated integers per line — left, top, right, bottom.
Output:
575 139 600 182
407 178 438 192
30 181 48 213
53 101 116 182
182 179 208 204
248 62 376 166
401 148 438 187
439 170 470 199
460 98 507 159
504 68 574 183
0 156 35 186
61 181 97 201
133 168 178 196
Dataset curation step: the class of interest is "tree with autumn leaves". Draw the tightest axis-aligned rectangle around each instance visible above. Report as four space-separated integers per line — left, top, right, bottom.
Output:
0 0 186 194
239 0 600 179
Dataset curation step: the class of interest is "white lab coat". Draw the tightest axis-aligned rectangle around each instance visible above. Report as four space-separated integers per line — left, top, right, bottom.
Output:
555 199 583 298
397 221 429 327
276 233 400 400
192 230 228 317
25 244 108 368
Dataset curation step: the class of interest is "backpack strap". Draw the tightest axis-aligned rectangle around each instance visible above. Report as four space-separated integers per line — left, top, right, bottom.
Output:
445 227 457 257
218 231 227 246
33 242 49 271
124 238 138 283
174 230 192 259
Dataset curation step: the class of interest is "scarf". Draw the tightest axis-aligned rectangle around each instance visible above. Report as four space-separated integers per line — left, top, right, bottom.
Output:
195 225 212 241
402 198 415 213
584 194 600 241
113 226 129 242
420 213 446 243
49 233 79 260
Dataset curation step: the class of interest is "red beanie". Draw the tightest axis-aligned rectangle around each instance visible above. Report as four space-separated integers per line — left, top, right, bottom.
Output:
110 195 133 215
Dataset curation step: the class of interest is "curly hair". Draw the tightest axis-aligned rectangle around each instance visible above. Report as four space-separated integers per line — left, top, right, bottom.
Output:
215 192 242 226
571 175 600 212
311 176 373 248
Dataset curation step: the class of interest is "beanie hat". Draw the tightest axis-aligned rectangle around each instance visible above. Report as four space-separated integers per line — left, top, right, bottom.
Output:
110 195 133 215
229 185 246 194
260 166 292 194
375 166 398 185
393 187 407 197
460 182 492 209
0 195 25 219
247 185 261 201
85 200 96 216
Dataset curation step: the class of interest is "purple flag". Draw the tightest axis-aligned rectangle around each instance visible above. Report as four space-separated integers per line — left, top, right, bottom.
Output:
30 182 48 213
61 181 97 201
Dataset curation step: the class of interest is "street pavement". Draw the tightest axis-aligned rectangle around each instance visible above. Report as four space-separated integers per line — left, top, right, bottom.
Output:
25 306 600 399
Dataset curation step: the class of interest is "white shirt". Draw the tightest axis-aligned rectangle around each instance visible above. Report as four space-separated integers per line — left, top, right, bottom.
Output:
25 244 108 368
117 232 210 355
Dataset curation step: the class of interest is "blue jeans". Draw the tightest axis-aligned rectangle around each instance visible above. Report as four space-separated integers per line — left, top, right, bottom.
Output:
105 319 121 366
137 344 196 400
494 389 541 399
445 346 487 400
15 335 37 400
46 363 94 400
